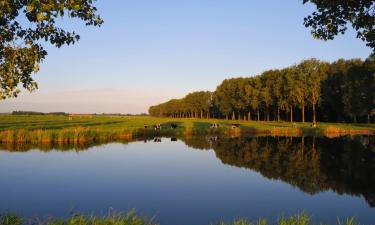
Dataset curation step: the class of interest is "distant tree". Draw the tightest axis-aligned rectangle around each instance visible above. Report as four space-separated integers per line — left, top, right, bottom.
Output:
260 73 273 121
231 78 248 120
268 70 283 122
215 79 235 120
195 91 212 118
297 61 313 123
321 59 352 122
303 0 375 50
284 67 299 123
342 61 374 123
305 59 329 124
245 77 261 121
0 0 103 99
363 54 375 123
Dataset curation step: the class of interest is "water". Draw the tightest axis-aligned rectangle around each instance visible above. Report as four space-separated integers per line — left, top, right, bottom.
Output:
0 136 374 225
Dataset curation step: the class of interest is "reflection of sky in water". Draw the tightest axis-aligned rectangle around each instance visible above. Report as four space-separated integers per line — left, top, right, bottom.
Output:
0 138 374 225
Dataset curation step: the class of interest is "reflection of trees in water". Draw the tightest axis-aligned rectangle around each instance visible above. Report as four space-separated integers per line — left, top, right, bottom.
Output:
0 140 135 152
182 135 375 207
1 134 375 207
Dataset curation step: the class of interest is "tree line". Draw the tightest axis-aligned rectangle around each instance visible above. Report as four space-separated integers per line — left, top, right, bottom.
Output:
149 57 375 123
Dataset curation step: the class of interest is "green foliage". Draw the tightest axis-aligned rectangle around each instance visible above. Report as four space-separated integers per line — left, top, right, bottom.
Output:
337 218 360 225
217 213 360 225
151 56 374 123
303 0 375 51
0 0 103 99
217 218 267 225
45 211 156 225
277 213 310 225
0 213 23 225
149 91 213 119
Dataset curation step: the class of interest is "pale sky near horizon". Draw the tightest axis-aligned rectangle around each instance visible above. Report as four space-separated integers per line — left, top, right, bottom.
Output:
1 0 372 114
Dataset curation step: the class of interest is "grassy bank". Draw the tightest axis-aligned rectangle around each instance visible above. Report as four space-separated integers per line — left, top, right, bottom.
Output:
0 115 374 144
0 212 361 225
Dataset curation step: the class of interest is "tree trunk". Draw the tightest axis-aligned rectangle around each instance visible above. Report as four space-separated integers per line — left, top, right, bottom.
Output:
226 113 228 120
232 111 235 120
302 104 305 123
200 110 203 119
277 106 280 122
290 106 293 123
257 109 260 121
266 106 269 121
313 104 316 124
248 111 251 122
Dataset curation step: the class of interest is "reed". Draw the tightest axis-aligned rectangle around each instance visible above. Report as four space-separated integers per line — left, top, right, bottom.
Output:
0 212 361 225
217 213 359 225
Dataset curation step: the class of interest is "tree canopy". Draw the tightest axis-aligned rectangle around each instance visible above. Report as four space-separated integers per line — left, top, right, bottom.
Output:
0 0 103 99
303 0 375 50
149 56 375 123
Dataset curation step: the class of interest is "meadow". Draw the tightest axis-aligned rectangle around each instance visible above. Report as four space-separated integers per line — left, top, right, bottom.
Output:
0 115 374 144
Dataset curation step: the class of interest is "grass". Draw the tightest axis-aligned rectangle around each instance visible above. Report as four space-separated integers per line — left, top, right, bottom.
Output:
219 213 361 225
0 212 361 225
0 210 156 225
0 115 374 144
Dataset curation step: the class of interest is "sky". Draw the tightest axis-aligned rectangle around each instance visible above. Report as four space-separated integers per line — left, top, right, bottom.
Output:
1 0 372 114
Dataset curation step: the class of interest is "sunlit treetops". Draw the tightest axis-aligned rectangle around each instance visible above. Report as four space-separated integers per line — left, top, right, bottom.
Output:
149 57 375 124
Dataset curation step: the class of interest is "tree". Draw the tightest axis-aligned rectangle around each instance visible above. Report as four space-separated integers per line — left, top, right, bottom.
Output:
268 70 283 122
342 62 373 122
284 67 299 123
245 77 261 121
149 57 374 124
297 61 313 123
0 0 103 99
215 79 235 120
303 0 375 50
305 59 329 124
260 72 273 121
363 54 375 123
321 59 353 122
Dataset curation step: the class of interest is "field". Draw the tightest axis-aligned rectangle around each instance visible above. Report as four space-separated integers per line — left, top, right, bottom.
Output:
0 115 374 144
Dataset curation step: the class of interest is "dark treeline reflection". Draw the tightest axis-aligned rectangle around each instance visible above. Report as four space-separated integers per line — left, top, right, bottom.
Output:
182 135 375 207
1 135 374 207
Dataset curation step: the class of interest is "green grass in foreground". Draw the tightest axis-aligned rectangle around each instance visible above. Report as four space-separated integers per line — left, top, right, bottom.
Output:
0 115 374 144
0 212 361 225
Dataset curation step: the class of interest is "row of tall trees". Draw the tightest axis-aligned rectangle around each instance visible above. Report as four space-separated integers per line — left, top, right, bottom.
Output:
149 91 213 119
149 57 375 123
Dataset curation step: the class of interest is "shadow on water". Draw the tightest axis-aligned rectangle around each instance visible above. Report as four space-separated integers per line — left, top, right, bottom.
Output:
0 134 374 208
182 135 375 208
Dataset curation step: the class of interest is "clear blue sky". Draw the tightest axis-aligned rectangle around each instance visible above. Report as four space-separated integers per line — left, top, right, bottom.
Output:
2 0 372 114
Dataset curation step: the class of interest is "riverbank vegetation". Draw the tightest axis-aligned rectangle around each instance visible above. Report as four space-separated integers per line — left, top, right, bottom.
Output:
0 212 361 225
149 57 375 124
0 115 374 144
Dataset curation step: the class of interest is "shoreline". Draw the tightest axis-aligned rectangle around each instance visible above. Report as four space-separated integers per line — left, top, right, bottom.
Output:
0 115 374 144
0 211 362 225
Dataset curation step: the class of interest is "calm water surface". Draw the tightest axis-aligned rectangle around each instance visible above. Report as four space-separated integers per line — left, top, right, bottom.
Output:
0 136 374 225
